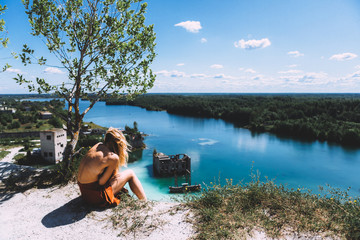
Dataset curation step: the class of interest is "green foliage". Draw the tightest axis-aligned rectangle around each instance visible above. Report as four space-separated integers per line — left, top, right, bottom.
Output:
9 120 21 129
15 151 49 167
0 4 10 72
185 175 360 240
19 0 156 96
48 116 63 128
108 94 360 147
0 150 10 160
0 4 9 48
0 137 33 146
0 113 13 125
77 135 102 148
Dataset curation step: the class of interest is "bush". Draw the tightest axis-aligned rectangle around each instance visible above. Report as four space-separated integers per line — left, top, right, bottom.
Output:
36 121 43 128
10 120 21 129
77 135 101 148
185 174 360 240
49 117 63 128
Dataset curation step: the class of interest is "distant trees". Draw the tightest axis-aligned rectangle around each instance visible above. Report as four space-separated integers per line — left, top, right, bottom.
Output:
107 94 360 147
0 99 65 131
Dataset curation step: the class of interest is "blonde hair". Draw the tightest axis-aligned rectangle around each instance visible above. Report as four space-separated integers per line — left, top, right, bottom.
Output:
104 127 129 167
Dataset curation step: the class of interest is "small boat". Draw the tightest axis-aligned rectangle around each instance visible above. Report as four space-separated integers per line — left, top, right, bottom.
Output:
169 183 201 193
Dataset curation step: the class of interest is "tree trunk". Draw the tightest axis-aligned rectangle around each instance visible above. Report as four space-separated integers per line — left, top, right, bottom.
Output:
64 128 80 169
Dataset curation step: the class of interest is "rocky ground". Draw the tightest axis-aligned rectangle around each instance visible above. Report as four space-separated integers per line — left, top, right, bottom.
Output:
0 147 195 240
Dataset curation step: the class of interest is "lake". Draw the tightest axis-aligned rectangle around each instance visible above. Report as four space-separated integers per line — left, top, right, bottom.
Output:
76 100 360 201
24 98 360 200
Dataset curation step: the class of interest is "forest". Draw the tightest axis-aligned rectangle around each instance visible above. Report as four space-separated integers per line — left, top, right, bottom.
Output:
106 94 360 147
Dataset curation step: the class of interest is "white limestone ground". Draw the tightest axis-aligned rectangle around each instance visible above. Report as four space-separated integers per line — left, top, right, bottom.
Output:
0 183 195 240
0 147 195 240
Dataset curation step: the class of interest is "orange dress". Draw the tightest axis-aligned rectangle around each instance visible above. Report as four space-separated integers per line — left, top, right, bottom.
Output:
77 180 120 207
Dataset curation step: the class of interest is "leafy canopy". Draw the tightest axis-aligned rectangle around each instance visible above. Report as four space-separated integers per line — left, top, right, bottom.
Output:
18 0 156 101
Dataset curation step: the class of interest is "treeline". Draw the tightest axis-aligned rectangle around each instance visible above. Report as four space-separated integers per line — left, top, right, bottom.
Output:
106 94 360 147
0 99 65 131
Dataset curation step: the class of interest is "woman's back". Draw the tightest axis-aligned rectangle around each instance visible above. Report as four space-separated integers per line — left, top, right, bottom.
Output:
77 143 112 184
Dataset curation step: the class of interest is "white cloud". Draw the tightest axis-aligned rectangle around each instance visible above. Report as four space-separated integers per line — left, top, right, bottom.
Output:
234 38 271 49
190 73 208 78
329 52 357 61
210 64 223 69
350 70 360 78
155 70 186 78
252 75 264 81
5 68 22 74
245 68 256 73
177 63 185 66
200 38 207 43
238 67 244 71
280 72 328 84
278 69 303 74
287 64 298 68
355 65 360 69
174 21 202 33
213 73 235 79
298 72 328 83
334 71 360 88
44 67 64 74
287 51 304 57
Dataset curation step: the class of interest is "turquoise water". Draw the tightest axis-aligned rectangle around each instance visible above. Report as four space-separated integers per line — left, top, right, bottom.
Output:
78 101 360 200
24 99 360 200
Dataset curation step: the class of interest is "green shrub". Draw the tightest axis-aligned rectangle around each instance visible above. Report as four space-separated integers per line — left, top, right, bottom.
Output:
185 174 360 239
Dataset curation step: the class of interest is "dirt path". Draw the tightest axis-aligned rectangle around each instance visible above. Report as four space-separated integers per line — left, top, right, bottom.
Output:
1 146 23 163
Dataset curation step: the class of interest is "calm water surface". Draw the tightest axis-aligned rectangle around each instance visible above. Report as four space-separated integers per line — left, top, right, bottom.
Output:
78 101 360 200
27 99 360 200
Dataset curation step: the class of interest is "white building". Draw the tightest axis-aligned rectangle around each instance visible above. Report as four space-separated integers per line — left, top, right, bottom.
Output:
39 111 53 119
40 129 67 164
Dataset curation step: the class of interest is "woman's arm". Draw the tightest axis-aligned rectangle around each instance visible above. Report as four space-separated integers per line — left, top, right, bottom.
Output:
98 156 118 186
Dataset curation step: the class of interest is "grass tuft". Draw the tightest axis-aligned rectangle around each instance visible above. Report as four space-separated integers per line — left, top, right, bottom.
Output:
0 150 10 160
110 194 153 238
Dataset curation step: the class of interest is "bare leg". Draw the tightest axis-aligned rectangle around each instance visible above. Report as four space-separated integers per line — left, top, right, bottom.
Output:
110 169 147 200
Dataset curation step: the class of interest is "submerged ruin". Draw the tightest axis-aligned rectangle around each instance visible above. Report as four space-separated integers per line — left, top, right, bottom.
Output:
153 151 201 193
153 152 191 177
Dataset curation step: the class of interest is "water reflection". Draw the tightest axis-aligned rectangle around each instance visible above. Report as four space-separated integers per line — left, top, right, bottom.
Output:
128 149 143 163
168 114 208 130
192 138 219 146
237 134 268 152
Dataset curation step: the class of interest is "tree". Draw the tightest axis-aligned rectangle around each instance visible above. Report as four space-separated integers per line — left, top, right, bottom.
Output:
17 0 156 169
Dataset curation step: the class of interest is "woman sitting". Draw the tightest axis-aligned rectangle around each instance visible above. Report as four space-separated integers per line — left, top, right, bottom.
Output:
77 127 146 207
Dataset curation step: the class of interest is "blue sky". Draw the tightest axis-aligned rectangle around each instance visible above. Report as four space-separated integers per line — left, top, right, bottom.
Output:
1 0 360 93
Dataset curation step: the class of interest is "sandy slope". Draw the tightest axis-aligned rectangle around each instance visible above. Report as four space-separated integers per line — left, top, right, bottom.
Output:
0 183 195 240
0 148 195 240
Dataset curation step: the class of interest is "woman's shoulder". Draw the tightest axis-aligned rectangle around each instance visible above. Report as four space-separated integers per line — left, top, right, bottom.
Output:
105 151 119 162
